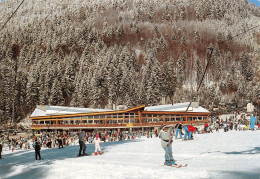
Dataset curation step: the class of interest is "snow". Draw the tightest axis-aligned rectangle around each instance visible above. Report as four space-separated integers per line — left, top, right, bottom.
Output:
1 130 260 179
30 108 46 117
145 102 210 113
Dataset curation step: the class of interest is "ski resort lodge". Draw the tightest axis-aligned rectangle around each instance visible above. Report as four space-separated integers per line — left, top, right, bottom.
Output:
30 102 211 132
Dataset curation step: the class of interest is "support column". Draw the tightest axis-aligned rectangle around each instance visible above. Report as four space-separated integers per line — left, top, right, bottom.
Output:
163 115 165 123
138 111 142 123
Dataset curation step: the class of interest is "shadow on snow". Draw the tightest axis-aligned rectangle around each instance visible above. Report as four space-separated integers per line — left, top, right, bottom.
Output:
0 139 140 179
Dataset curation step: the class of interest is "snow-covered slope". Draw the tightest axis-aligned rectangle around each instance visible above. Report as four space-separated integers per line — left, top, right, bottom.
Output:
1 130 260 179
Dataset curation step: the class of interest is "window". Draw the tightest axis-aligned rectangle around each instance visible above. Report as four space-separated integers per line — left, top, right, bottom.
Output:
82 116 88 119
94 115 100 119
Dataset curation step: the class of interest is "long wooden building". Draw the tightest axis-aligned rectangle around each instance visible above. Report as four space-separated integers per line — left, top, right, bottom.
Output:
30 102 211 132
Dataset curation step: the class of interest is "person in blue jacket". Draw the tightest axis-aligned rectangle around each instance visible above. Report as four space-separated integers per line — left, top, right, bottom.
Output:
183 125 189 140
250 115 256 130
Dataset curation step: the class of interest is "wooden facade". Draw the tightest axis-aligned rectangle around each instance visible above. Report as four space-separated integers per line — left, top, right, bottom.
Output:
30 105 211 131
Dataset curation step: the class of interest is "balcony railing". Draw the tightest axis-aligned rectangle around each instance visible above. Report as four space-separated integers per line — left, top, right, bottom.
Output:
31 119 210 129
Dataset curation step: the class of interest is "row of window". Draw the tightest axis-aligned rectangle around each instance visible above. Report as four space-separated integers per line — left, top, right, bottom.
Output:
33 116 207 125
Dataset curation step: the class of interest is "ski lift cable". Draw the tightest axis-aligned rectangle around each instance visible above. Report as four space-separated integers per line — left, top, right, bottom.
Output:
0 0 26 32
183 23 260 114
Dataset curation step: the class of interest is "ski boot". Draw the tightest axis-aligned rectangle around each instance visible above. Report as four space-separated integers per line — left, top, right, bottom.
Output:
170 160 176 165
98 151 102 155
164 160 171 166
82 153 88 156
94 152 97 155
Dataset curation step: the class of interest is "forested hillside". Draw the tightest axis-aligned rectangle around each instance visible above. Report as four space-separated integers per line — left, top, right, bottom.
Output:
0 0 259 123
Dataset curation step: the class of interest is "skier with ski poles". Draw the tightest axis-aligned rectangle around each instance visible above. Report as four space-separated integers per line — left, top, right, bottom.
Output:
159 124 176 166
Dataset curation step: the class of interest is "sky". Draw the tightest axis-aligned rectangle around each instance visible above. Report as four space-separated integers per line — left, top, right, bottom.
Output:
248 0 260 7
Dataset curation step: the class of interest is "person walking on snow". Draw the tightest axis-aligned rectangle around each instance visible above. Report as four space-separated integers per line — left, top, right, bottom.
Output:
0 143 2 159
35 142 41 160
183 125 189 140
175 122 183 139
94 134 103 155
78 131 87 156
159 124 175 166
250 115 256 130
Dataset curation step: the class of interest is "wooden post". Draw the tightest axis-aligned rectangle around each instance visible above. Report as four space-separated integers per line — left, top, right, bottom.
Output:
105 114 107 126
186 116 188 124
163 115 165 123
138 111 142 123
123 113 125 124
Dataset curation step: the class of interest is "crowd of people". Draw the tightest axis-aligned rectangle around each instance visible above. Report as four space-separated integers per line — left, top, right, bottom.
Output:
0 115 259 161
0 129 156 159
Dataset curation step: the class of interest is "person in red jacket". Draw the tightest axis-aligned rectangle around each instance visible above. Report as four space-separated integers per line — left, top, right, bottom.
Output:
204 123 209 133
187 125 196 140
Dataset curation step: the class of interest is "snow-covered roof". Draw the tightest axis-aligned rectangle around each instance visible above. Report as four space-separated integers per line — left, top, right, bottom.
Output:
30 105 112 117
30 103 209 117
30 108 46 117
144 102 210 113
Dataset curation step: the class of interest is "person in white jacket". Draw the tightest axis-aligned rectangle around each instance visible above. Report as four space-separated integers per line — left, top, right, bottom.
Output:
94 134 103 155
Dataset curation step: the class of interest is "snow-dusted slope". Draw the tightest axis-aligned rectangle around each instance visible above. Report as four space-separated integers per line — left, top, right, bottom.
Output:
1 130 260 179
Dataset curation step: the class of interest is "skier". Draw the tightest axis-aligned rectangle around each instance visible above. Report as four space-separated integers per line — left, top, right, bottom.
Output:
0 143 2 159
78 130 87 156
159 124 175 166
175 122 183 139
35 142 41 160
94 134 103 155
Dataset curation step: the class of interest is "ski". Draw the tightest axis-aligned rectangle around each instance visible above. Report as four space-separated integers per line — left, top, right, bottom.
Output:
164 163 188 168
171 164 188 168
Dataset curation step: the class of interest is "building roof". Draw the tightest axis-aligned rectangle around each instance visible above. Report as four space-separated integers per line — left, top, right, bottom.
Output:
144 102 210 113
30 105 112 117
30 103 209 118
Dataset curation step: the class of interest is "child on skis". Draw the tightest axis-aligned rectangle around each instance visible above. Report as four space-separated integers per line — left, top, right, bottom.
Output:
94 134 103 155
159 124 176 166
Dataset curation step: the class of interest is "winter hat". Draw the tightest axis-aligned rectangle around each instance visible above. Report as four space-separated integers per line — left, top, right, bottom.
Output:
162 124 167 130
